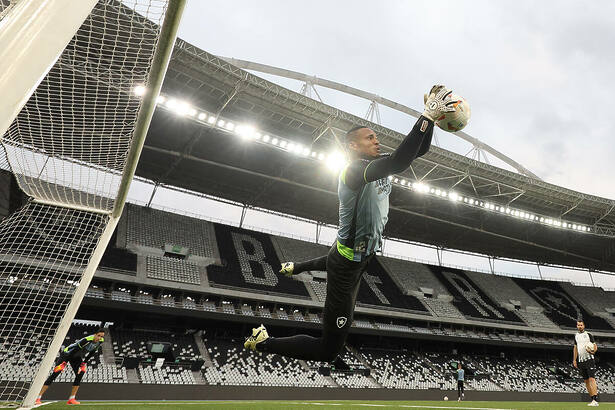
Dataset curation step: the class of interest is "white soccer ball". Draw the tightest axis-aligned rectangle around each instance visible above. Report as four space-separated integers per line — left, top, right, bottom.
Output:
444 396 449 401
435 94 471 133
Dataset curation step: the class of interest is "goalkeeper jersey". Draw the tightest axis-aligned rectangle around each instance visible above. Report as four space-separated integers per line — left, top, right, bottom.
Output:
63 334 104 360
337 163 391 261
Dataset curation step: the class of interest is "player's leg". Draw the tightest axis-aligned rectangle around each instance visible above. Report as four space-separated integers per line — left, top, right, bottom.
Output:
67 358 83 404
251 245 365 361
588 376 598 405
37 356 68 403
280 255 327 276
461 381 464 400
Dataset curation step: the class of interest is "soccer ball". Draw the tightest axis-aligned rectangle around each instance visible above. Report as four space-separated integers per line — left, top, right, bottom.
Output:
435 94 471 132
444 396 449 401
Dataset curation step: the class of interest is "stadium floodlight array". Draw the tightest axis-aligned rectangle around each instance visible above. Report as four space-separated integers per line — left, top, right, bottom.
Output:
0 1 185 407
154 91 592 235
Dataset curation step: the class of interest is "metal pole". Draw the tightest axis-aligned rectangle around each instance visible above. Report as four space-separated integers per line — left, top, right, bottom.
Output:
113 0 186 218
21 1 186 407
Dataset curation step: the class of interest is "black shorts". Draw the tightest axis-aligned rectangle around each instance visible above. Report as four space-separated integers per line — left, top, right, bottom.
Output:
578 359 596 380
458 380 464 389
322 244 372 333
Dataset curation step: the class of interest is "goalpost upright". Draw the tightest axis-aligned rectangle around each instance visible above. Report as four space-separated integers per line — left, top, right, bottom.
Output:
0 1 185 408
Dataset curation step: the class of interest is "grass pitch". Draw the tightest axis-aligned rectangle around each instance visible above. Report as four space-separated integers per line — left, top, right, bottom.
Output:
39 400 614 409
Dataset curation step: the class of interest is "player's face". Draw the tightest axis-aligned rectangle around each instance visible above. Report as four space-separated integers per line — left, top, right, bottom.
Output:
94 332 104 342
577 321 585 332
350 128 380 158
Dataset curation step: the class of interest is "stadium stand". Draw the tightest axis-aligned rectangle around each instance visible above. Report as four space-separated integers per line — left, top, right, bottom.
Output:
139 364 195 384
203 338 331 387
111 329 202 365
561 282 615 326
465 270 558 328
207 223 310 297
356 258 428 313
380 256 450 296
429 266 524 324
514 277 614 330
145 255 201 285
123 203 216 258
272 236 330 267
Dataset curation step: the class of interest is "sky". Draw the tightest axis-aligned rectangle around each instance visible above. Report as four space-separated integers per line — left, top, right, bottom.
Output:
177 0 615 200
123 0 615 287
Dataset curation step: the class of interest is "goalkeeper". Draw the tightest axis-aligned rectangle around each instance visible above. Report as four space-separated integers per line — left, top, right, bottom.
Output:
244 85 455 361
36 327 105 405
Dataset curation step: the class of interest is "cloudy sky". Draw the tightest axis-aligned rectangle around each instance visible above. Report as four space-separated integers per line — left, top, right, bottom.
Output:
177 0 615 200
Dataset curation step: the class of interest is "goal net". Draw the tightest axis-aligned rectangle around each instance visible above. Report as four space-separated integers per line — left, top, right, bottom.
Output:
0 0 180 406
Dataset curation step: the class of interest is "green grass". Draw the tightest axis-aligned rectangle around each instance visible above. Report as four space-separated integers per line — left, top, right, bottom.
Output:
38 400 615 410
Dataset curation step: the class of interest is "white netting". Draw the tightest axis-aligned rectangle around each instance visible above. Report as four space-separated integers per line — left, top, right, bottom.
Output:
0 0 170 405
2 0 167 212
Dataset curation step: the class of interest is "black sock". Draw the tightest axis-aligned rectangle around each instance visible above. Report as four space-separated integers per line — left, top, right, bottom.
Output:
294 255 327 274
592 395 598 401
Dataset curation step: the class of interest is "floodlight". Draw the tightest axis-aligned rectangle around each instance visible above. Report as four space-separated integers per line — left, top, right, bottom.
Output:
326 151 346 172
156 95 166 104
197 113 206 121
133 85 146 96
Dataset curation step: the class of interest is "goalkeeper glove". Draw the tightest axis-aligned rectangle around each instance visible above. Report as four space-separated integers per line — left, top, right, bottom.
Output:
53 361 66 373
423 84 456 122
78 362 87 374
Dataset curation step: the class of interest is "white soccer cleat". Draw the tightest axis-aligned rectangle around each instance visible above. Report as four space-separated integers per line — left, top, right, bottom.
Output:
588 400 599 406
279 262 295 276
244 324 269 351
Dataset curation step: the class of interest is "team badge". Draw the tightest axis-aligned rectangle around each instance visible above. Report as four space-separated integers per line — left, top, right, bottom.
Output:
336 317 347 328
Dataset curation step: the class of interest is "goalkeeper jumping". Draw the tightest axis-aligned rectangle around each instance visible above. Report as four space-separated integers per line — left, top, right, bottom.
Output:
36 327 105 405
244 85 454 361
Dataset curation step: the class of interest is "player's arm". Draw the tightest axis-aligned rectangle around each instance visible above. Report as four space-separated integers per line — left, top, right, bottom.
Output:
587 333 598 354
573 343 578 368
343 85 454 190
343 117 434 190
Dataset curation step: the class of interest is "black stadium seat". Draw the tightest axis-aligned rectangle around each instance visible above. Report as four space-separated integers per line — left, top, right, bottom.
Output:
428 266 523 324
513 277 614 330
207 224 310 298
356 258 428 313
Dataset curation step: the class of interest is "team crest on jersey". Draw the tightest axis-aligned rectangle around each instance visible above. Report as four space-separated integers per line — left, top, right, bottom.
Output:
336 317 347 328
376 178 391 195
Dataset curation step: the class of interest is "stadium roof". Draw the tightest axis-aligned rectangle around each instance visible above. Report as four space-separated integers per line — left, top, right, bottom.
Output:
129 25 615 272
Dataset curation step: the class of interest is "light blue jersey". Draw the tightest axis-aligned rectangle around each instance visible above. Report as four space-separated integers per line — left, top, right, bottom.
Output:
457 369 465 381
337 160 391 262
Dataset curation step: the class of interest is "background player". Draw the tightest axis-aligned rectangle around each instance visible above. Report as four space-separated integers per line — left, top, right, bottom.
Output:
36 327 105 405
573 319 599 406
244 85 455 361
456 363 465 401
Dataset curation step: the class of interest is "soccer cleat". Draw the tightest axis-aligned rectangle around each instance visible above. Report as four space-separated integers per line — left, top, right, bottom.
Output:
67 398 81 405
35 398 42 405
279 262 295 276
244 324 269 351
588 400 599 406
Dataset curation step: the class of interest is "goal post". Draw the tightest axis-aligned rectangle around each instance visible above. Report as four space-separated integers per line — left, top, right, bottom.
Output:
0 1 186 408
0 0 98 140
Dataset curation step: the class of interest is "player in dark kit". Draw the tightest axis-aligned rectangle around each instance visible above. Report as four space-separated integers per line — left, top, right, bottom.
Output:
244 85 456 361
573 319 599 406
36 328 105 405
